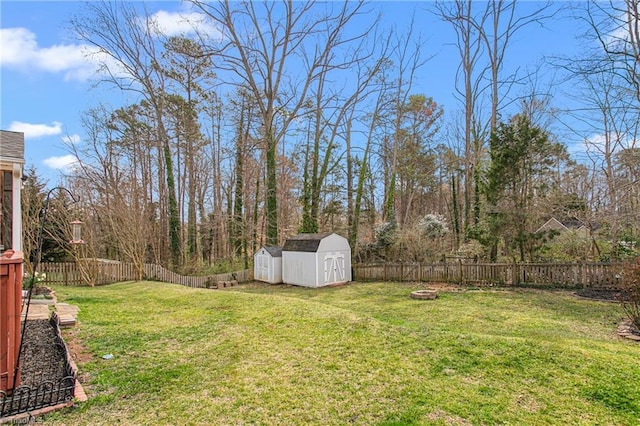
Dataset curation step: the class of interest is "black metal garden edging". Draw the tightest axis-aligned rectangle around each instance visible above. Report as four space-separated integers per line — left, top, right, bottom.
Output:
0 313 76 418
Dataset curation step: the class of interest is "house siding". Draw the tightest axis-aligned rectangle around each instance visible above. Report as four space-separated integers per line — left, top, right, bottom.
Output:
0 130 24 252
0 131 25 162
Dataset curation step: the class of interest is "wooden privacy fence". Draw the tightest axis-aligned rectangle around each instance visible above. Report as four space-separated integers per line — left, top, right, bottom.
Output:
353 262 625 290
37 261 252 288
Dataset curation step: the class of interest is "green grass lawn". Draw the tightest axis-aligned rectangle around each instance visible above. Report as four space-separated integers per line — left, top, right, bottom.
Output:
43 281 639 425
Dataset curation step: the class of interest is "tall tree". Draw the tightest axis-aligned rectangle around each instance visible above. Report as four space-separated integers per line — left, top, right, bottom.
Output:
395 95 443 228
298 26 383 233
583 0 640 103
191 0 372 244
435 0 555 236
435 0 488 234
71 1 181 268
21 168 48 273
348 61 392 250
382 16 426 225
568 0 640 257
162 36 215 266
486 114 566 261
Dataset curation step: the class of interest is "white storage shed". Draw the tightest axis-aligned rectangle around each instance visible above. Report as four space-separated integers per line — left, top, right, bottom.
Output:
254 246 283 284
282 233 351 288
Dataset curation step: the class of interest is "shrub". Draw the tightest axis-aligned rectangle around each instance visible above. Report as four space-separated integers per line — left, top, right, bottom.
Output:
619 257 640 330
22 271 47 290
374 221 398 248
417 214 449 239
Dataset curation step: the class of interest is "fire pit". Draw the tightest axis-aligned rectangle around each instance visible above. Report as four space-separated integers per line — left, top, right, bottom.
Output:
410 289 438 300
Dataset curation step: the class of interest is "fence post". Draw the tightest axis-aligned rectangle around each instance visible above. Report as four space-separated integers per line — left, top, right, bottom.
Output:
457 260 463 284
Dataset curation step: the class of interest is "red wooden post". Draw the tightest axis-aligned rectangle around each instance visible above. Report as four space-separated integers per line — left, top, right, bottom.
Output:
0 249 23 392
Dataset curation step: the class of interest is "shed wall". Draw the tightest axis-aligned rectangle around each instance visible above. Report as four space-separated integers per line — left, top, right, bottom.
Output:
317 234 351 285
254 249 283 284
282 251 318 287
282 233 352 288
317 234 348 253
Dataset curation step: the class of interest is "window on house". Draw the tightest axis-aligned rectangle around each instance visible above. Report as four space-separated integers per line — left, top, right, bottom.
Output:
0 170 13 251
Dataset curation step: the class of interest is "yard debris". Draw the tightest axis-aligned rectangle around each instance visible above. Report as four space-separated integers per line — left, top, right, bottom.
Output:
617 318 640 342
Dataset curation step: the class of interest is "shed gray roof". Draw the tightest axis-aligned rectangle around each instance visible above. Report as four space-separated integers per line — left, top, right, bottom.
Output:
283 233 334 252
263 246 282 257
0 130 25 161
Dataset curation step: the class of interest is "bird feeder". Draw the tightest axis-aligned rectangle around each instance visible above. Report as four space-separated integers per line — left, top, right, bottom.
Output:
70 220 84 244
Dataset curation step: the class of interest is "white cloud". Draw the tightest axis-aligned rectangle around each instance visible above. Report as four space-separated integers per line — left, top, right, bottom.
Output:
0 27 36 66
1 12 220 83
603 11 639 51
43 155 78 170
61 134 81 145
579 132 637 160
147 10 222 38
0 27 100 81
8 121 63 139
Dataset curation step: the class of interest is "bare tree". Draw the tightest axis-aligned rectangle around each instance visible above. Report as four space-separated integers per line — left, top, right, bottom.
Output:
381 15 428 224
583 0 640 103
71 1 182 268
435 0 488 232
298 19 385 233
434 0 556 236
64 106 155 280
191 0 373 244
20 168 47 274
559 0 640 258
162 36 215 268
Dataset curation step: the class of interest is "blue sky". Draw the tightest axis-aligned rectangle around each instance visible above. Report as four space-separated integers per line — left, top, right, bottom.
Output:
1 1 589 185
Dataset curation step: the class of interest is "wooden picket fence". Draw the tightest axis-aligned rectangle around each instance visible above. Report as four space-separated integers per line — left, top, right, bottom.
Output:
353 262 625 290
37 260 625 290
37 261 252 288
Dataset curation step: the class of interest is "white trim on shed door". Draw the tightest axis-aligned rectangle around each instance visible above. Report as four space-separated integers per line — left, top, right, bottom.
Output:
323 252 345 284
257 253 269 281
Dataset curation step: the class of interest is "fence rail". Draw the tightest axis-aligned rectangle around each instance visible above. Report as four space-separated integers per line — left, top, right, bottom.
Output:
38 261 252 288
353 262 625 290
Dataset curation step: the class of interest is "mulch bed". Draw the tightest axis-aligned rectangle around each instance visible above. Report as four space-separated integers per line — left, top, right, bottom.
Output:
574 289 640 341
19 320 69 387
574 288 626 302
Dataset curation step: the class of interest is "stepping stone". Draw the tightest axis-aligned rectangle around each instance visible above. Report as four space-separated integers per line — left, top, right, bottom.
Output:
58 315 77 327
54 303 80 327
23 304 50 320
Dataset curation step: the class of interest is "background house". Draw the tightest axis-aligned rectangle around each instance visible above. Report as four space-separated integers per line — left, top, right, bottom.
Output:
536 217 589 237
254 246 283 284
282 233 351 288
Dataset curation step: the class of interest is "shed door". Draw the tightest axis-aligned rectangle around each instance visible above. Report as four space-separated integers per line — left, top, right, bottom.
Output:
323 253 345 284
257 254 270 281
